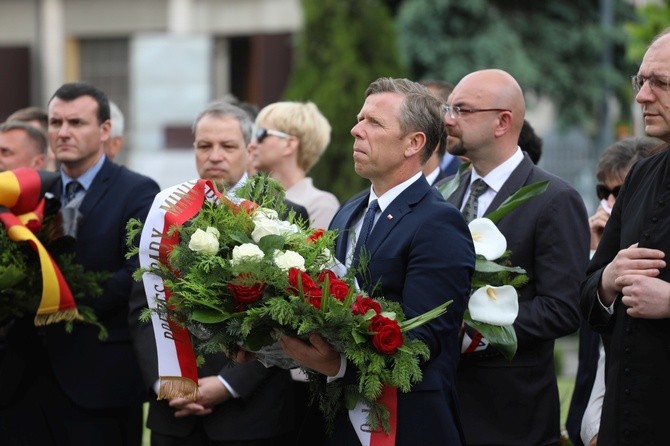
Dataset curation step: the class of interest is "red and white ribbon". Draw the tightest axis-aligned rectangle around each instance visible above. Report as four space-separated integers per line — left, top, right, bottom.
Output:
138 178 221 400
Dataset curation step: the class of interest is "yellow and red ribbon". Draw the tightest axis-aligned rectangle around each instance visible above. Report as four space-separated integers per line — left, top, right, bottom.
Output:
0 168 80 325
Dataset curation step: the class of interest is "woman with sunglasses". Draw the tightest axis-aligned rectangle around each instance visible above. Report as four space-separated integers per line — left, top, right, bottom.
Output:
249 101 339 230
567 135 662 446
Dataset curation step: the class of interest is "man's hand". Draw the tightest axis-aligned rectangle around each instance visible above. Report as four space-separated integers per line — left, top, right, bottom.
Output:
617 274 670 319
169 376 231 418
599 243 665 305
279 332 341 377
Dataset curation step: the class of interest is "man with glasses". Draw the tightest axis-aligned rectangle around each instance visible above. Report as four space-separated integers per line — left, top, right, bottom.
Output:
581 27 670 445
439 69 589 445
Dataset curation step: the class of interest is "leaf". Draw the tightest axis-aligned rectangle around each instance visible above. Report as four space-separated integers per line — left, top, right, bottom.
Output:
437 162 472 200
485 181 549 223
475 258 526 274
464 310 517 360
258 234 286 252
0 265 25 288
190 308 231 324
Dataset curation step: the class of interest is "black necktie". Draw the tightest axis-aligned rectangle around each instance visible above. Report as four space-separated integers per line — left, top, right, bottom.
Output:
462 179 488 223
65 181 83 204
352 199 379 268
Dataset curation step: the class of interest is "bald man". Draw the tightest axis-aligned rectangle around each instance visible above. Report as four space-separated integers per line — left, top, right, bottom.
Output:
437 69 589 445
581 27 670 445
0 120 47 171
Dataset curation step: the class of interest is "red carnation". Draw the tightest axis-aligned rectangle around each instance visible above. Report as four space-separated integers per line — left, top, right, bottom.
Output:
369 315 403 355
227 274 266 306
351 295 382 316
307 228 325 243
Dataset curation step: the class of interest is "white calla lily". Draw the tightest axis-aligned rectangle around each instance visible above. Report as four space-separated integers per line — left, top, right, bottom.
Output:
468 285 519 326
468 218 507 261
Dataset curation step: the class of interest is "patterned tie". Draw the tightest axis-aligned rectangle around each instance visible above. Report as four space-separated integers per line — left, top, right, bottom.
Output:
462 179 488 223
65 181 83 204
352 199 379 268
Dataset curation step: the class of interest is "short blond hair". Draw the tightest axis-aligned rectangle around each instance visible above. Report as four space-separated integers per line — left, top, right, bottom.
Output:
256 101 331 172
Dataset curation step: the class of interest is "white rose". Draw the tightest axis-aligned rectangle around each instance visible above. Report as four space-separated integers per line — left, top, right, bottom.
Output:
188 228 219 255
206 226 220 238
251 218 299 243
231 243 265 266
252 207 279 223
252 218 283 243
273 250 305 271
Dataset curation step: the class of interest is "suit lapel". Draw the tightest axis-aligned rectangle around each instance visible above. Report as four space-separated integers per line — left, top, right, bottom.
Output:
482 154 534 217
334 193 369 263
79 159 117 215
364 177 430 259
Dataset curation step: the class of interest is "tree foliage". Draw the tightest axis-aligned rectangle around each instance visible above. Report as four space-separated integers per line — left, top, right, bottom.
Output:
283 0 406 201
625 1 670 63
396 0 637 127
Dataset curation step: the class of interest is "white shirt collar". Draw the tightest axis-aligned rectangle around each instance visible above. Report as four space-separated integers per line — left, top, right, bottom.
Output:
471 147 524 192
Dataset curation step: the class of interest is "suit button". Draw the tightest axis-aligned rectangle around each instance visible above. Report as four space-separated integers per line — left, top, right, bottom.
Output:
625 388 631 395
624 346 631 353
652 216 659 223
624 368 631 375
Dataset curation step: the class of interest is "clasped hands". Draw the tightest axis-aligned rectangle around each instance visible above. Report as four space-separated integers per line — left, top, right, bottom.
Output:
600 243 670 318
167 376 231 418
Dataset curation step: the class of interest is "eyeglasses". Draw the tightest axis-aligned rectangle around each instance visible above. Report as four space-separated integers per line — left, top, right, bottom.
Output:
442 104 511 120
631 75 670 93
596 184 621 200
254 127 292 143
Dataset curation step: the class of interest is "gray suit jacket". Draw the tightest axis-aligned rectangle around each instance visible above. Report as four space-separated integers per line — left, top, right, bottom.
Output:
442 154 590 445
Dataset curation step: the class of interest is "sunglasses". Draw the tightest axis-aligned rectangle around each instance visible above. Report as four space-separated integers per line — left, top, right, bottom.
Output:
596 184 621 200
254 127 292 143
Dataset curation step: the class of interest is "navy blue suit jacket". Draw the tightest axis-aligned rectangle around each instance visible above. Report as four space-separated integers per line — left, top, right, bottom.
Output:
40 158 160 408
328 176 474 446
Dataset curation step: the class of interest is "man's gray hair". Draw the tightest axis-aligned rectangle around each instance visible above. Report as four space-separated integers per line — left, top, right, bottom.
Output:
192 100 254 146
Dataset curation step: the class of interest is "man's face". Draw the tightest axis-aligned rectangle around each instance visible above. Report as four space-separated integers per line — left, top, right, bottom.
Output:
350 92 408 182
636 35 670 143
443 79 501 160
48 95 109 169
0 129 45 171
194 115 248 188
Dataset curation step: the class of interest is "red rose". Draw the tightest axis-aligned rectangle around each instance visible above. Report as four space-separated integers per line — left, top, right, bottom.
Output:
306 288 324 309
351 295 382 316
287 268 320 295
227 274 266 306
369 315 403 355
317 269 337 284
328 279 349 302
307 228 325 243
316 270 349 302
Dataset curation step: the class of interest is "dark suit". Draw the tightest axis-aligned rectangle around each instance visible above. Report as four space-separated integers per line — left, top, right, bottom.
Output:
328 176 474 446
444 154 589 445
0 158 160 445
581 149 670 445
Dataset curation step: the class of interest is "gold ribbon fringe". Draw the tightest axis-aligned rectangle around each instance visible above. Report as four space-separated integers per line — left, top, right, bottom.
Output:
158 376 199 401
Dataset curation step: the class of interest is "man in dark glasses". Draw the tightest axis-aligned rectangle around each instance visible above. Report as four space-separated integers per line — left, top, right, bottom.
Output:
581 27 670 446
